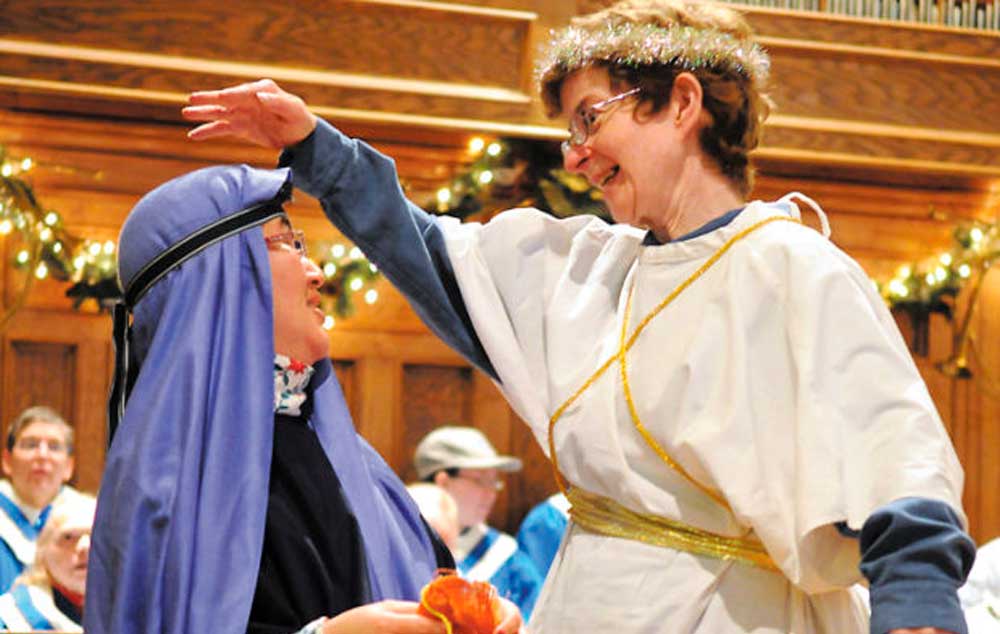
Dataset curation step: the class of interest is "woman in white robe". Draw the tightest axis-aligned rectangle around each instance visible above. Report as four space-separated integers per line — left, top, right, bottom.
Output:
182 1 975 632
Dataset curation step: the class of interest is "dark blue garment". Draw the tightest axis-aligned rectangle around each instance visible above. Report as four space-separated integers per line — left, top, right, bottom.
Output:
282 119 973 634
642 206 743 245
861 497 974 634
86 165 440 634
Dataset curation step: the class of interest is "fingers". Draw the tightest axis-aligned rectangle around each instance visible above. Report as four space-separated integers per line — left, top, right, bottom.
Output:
372 600 423 615
187 78 277 106
391 614 446 634
372 601 446 634
183 78 315 147
323 601 446 634
186 120 236 141
180 104 228 122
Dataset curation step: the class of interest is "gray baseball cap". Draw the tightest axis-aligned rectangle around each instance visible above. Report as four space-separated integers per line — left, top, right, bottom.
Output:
414 426 522 480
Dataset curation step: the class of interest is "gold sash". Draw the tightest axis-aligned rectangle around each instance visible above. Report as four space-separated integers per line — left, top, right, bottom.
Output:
567 486 779 571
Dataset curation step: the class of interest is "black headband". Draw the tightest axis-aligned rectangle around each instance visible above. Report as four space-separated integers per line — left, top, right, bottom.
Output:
108 179 292 445
123 179 292 307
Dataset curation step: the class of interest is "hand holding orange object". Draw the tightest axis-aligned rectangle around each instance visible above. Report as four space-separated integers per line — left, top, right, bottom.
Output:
419 570 503 634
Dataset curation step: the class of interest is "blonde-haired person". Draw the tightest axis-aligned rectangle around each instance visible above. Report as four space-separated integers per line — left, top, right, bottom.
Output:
0 495 95 632
183 1 973 632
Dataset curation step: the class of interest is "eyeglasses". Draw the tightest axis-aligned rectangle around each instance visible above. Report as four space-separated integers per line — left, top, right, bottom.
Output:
561 87 642 155
14 438 69 454
457 474 505 492
264 229 308 258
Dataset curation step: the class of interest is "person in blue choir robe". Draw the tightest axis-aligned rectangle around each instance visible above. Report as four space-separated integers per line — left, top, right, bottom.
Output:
0 406 82 594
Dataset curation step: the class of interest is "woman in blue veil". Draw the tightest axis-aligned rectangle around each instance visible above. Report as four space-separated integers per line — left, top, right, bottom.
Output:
84 165 520 634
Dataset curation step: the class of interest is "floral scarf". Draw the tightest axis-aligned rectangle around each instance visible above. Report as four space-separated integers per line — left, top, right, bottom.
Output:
274 354 315 416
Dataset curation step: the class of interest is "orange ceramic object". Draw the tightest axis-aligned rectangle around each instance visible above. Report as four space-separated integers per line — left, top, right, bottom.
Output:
418 570 502 634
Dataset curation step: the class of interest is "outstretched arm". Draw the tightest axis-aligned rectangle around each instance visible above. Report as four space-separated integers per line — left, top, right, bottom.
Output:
184 80 495 376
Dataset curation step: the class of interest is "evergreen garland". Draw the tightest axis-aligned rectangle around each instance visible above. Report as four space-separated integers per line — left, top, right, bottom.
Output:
0 146 380 326
424 137 609 220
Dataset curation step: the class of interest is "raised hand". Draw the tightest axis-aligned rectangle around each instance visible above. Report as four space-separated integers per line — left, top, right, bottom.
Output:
183 79 317 149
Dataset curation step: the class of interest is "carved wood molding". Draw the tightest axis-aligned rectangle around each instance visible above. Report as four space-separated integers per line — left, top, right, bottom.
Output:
2 1 999 182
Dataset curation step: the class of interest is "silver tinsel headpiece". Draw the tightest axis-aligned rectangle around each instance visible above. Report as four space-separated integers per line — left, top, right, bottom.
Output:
536 22 771 88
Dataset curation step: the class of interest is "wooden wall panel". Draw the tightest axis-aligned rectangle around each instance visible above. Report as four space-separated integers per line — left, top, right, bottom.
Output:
399 364 474 483
903 274 1000 545
749 9 1000 57
332 359 357 415
4 1 1000 182
0 0 534 88
958 273 1000 542
472 372 519 529
0 309 110 494
355 357 403 466
2 341 76 432
0 0 543 135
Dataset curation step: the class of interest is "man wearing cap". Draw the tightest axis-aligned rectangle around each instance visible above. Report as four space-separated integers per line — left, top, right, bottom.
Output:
415 426 543 619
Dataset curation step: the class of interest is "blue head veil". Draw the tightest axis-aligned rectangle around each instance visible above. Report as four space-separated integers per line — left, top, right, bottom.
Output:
85 165 439 634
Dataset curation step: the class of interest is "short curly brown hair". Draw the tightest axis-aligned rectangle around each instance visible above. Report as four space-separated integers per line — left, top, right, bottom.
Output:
539 0 773 197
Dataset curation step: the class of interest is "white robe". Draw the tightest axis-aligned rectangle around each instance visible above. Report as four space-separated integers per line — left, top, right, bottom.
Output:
960 537 1000 632
440 196 965 633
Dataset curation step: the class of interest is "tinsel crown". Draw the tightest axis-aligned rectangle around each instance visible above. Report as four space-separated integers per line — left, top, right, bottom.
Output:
536 22 771 88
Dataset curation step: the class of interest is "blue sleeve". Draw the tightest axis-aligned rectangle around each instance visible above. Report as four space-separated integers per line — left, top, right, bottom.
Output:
860 497 975 634
493 551 544 620
516 504 568 576
279 120 496 378
0 542 23 595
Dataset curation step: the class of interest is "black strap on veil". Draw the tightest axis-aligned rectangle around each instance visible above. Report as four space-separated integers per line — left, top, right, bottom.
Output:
106 182 291 446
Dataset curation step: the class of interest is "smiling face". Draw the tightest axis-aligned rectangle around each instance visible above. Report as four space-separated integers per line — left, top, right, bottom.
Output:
559 66 688 231
262 217 328 365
